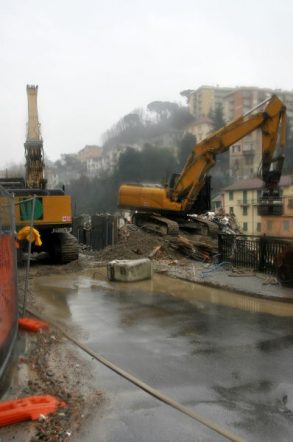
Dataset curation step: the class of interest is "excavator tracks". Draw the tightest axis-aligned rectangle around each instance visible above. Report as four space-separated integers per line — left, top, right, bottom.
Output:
132 213 179 236
151 216 179 235
50 232 78 264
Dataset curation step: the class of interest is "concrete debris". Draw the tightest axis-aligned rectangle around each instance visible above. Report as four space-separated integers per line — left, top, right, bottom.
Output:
91 222 220 264
76 210 243 266
197 211 242 235
107 258 153 282
168 235 215 262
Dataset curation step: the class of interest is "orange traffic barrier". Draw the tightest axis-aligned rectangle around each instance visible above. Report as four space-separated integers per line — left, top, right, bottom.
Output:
0 395 66 427
18 317 49 332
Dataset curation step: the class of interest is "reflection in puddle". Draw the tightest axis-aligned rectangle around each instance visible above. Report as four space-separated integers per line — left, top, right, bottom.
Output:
34 269 293 318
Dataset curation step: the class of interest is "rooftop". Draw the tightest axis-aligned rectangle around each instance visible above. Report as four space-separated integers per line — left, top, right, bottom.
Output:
224 175 293 191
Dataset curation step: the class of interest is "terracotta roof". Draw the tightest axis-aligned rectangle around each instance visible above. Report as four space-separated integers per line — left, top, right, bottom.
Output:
224 175 293 191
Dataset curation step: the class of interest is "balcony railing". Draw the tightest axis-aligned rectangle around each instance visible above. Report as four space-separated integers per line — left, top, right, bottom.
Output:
242 149 255 156
237 199 259 206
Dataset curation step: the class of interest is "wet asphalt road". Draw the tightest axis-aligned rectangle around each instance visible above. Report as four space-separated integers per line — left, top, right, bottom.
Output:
34 272 293 441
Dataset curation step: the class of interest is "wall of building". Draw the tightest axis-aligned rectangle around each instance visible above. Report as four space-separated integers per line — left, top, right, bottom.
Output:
189 119 213 142
78 145 102 162
261 191 293 237
223 181 293 237
223 188 261 235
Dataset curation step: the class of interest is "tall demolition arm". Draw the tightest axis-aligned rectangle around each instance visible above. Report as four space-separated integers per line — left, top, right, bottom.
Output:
25 85 46 189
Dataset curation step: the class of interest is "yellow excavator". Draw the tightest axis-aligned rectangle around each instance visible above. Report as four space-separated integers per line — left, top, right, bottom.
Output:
119 95 286 235
1 85 78 263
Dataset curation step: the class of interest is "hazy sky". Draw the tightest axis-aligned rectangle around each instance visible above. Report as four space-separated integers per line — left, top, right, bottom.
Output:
1 0 292 167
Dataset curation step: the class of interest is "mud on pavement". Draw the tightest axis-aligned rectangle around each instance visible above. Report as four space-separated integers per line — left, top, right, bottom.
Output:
1 226 289 441
0 227 196 442
0 261 104 442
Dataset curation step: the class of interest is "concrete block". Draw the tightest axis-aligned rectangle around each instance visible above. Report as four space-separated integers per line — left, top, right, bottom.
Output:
107 258 152 282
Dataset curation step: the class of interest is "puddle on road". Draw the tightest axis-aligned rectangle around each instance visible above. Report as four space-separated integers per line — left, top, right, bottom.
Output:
33 267 293 318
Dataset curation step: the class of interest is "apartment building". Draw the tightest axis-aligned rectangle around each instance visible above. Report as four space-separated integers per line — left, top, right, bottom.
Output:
188 117 213 142
189 86 233 119
224 87 273 179
77 145 102 162
221 176 293 237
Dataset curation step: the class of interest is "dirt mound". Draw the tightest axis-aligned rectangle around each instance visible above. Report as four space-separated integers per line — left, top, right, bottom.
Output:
91 225 217 263
90 225 179 261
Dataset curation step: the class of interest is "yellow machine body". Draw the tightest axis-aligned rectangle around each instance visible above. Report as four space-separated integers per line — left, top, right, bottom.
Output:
119 184 181 213
14 195 72 228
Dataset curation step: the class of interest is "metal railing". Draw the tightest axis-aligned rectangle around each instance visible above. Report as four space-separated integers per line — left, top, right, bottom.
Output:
73 214 118 251
218 233 290 274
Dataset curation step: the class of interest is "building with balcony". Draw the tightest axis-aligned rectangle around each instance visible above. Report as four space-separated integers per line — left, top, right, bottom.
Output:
188 86 233 119
221 176 293 237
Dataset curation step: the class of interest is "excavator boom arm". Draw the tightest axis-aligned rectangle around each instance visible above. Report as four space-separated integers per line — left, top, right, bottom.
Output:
172 95 286 212
25 85 46 189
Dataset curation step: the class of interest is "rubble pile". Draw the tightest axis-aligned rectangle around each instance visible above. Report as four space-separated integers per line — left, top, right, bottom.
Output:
197 211 242 235
93 224 218 264
169 235 217 262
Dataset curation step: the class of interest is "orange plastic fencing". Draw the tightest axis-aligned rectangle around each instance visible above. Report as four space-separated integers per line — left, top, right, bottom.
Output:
0 395 66 427
0 234 17 345
18 317 49 332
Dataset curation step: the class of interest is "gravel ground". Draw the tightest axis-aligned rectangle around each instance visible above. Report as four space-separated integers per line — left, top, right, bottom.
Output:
0 261 104 442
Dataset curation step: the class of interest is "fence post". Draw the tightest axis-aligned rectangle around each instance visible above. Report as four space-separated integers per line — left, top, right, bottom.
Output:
218 234 223 263
259 234 267 272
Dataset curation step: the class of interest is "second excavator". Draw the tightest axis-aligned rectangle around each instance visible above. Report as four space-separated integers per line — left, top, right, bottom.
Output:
118 95 286 235
1 85 78 263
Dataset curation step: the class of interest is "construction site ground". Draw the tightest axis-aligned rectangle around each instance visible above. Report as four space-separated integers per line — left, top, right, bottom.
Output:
0 226 292 441
88 225 293 301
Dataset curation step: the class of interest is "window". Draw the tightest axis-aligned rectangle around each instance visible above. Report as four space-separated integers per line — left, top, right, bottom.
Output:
288 199 293 209
243 222 248 232
229 207 234 215
20 197 43 221
256 222 261 232
243 206 248 216
243 142 253 152
245 156 253 165
243 190 248 204
283 220 290 231
232 144 241 153
267 220 273 231
229 191 234 201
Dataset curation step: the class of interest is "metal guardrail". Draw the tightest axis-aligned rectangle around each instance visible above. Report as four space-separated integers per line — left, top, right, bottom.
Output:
218 233 290 274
